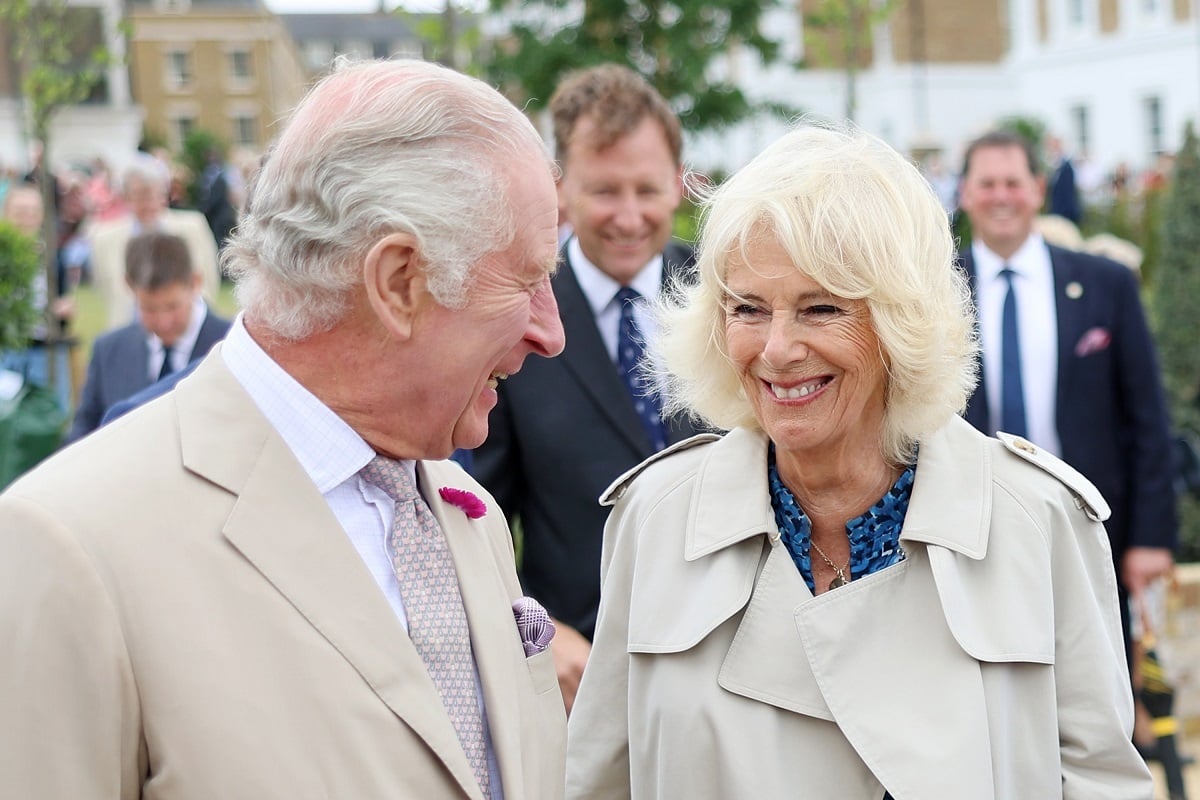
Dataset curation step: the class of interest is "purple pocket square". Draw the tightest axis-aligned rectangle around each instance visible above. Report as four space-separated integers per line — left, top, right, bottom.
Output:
512 597 555 657
1075 326 1112 357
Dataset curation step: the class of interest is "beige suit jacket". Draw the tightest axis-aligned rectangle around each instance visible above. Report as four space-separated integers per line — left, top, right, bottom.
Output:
88 210 222 330
0 352 567 799
566 416 1152 800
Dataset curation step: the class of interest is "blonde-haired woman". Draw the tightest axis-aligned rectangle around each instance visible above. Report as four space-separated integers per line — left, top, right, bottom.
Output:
565 123 1151 800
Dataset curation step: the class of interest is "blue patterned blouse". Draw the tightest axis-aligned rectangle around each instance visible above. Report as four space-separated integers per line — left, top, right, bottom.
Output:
768 445 915 593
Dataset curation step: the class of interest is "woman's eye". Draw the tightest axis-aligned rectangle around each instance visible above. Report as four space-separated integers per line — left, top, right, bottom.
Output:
731 304 763 317
806 304 840 316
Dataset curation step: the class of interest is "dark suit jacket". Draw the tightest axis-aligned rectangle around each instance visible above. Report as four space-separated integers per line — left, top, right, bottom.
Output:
473 241 706 640
1048 158 1082 225
960 244 1177 560
67 309 230 443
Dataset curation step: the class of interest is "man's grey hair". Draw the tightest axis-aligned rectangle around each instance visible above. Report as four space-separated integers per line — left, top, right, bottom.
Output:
223 58 552 341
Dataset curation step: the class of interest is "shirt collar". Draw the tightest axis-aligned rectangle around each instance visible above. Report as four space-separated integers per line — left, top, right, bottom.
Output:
146 294 207 356
971 232 1048 281
567 235 664 313
221 313 387 494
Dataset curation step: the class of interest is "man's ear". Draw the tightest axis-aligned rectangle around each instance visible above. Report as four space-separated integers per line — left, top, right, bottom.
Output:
364 232 424 338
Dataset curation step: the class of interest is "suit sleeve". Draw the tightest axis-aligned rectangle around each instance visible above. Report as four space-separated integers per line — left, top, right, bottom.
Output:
1052 499 1154 797
1112 266 1178 550
0 495 145 798
67 342 108 444
564 497 635 800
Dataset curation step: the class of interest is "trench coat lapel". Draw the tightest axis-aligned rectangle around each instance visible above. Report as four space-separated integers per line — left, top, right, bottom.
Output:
693 421 999 797
177 353 484 800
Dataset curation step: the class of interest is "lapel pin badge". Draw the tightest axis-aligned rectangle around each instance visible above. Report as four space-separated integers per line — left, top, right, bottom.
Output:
1065 281 1083 299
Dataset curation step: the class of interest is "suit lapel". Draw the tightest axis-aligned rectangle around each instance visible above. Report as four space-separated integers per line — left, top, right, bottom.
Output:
959 251 990 433
178 355 483 800
423 462 530 800
553 251 654 454
1048 246 1085 428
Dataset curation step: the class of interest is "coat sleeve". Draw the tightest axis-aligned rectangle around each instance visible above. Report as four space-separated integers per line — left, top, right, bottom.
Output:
564 496 636 800
1051 500 1154 798
0 495 145 798
67 340 109 444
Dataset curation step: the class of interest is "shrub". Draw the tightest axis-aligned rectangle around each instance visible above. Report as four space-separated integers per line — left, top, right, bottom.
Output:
0 220 42 353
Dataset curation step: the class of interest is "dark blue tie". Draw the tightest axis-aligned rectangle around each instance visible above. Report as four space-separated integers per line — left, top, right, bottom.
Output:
158 345 175 382
999 267 1027 437
615 287 667 452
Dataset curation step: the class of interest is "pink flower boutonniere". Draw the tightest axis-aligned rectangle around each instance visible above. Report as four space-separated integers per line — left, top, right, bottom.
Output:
438 487 487 519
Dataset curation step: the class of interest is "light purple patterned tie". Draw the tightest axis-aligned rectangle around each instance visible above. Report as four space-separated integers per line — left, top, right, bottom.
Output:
361 455 491 797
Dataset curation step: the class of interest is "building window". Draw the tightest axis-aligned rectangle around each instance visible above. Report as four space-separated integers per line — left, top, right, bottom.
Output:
171 115 195 149
232 114 257 147
166 50 192 90
1067 0 1085 26
1144 95 1164 157
228 49 253 81
1070 105 1090 155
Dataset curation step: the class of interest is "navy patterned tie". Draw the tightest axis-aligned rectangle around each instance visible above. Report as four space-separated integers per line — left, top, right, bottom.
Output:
615 287 667 451
999 267 1027 437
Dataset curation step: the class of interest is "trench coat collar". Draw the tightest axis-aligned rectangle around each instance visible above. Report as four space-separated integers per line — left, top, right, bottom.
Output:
686 416 993 562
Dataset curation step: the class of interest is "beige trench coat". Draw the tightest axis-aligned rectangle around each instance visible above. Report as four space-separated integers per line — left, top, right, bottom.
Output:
566 415 1151 800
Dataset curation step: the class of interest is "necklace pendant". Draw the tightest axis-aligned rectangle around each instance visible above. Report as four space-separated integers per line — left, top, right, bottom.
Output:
828 573 849 590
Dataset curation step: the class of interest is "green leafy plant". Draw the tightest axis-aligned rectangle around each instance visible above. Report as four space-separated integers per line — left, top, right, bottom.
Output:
0 220 42 353
1150 122 1200 561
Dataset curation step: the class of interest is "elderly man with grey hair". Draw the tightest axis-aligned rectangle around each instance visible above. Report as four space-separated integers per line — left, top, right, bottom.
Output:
88 153 221 330
0 59 567 799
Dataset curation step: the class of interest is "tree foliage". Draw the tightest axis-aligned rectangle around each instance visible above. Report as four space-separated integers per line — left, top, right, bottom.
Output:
0 0 120 392
1151 122 1200 559
803 0 897 121
484 0 788 132
0 221 41 353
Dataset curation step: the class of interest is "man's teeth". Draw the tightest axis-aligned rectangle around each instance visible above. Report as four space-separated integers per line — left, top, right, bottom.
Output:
771 381 822 399
487 373 509 388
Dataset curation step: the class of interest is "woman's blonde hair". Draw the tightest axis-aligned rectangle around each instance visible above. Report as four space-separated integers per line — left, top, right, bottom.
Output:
655 121 978 464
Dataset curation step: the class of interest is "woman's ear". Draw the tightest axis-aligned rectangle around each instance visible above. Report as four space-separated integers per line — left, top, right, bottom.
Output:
364 232 425 338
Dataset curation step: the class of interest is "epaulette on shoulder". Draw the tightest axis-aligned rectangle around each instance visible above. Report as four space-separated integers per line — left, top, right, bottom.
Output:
600 433 722 507
996 432 1111 522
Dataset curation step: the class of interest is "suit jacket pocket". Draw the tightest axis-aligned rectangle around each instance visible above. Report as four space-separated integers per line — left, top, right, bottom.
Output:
526 646 559 695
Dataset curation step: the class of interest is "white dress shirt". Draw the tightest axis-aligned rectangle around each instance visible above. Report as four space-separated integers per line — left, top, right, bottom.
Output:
146 296 208 381
221 314 504 797
972 234 1062 457
567 235 664 363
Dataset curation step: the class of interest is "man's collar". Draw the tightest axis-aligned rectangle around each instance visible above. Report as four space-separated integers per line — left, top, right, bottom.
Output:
566 236 664 314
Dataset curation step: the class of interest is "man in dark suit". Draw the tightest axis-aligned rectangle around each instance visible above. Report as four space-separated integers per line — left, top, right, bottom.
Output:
1046 135 1082 225
67 231 229 442
957 129 1176 660
473 64 705 712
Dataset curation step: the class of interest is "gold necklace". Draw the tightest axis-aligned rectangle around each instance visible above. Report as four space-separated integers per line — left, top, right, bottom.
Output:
810 539 850 591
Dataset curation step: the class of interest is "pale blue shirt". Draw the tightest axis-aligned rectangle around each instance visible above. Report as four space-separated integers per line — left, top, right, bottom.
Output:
973 234 1062 457
221 314 503 797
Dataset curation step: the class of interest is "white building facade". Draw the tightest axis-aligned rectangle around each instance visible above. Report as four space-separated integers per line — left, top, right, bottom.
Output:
687 0 1200 179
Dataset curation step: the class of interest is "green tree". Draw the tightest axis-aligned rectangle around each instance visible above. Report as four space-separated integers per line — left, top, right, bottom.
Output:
803 0 897 122
1150 122 1200 560
0 221 41 353
180 128 228 207
0 0 120 393
484 0 789 132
